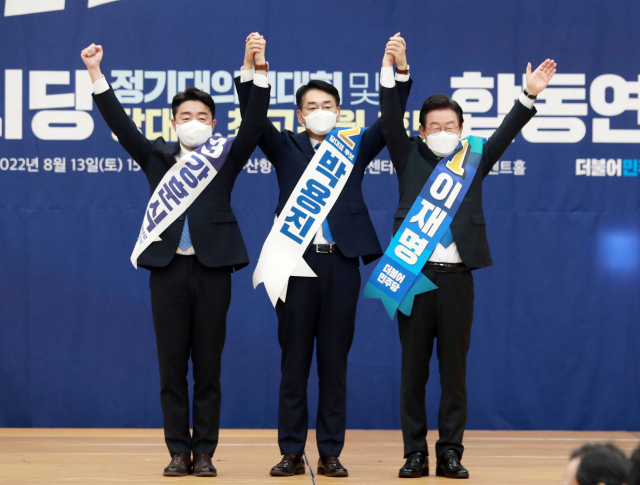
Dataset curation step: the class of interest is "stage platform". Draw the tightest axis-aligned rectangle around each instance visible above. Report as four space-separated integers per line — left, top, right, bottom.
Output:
1 429 638 484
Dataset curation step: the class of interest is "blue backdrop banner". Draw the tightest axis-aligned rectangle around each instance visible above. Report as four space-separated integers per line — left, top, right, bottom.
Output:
1 0 639 431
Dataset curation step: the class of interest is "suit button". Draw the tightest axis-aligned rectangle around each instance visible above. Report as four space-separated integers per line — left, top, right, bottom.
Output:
179 215 185 221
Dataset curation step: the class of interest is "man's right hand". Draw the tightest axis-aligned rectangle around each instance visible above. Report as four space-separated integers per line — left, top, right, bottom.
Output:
81 43 103 83
382 33 397 67
384 33 407 70
243 32 265 71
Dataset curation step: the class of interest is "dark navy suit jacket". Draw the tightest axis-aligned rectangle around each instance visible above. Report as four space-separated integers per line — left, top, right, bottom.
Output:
380 83 536 269
235 76 412 265
93 82 270 271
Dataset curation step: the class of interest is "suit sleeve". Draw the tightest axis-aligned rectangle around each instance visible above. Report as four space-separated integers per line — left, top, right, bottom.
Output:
379 80 414 177
234 76 283 170
356 78 413 175
226 82 271 176
481 102 537 178
92 87 153 172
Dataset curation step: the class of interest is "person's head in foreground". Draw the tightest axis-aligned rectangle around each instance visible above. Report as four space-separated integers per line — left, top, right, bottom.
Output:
629 445 640 485
562 443 630 485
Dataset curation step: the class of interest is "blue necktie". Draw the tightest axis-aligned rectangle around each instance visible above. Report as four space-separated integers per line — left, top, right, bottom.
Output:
179 216 192 251
314 142 334 244
322 219 334 244
440 227 454 248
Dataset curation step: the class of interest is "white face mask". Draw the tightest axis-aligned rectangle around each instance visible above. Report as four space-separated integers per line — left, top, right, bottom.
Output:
175 120 213 148
425 131 460 157
302 109 338 136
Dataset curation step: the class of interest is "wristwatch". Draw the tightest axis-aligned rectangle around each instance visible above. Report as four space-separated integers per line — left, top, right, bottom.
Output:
523 89 537 99
395 64 410 75
255 62 269 71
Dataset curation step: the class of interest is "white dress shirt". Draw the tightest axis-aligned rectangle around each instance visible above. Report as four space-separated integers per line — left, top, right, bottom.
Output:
379 66 535 263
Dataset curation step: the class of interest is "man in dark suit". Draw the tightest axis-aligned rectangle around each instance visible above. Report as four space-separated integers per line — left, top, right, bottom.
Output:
235 34 412 477
380 35 556 478
80 37 270 477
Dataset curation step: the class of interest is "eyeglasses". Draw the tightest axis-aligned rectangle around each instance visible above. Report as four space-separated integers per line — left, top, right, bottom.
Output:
303 104 336 113
425 126 459 135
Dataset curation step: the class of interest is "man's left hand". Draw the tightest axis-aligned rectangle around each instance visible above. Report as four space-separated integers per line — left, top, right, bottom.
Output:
385 33 407 70
526 59 557 96
243 32 265 71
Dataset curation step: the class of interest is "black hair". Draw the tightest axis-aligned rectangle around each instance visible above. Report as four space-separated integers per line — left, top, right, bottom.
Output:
295 80 340 110
171 86 216 119
629 445 640 485
419 94 464 127
569 443 630 485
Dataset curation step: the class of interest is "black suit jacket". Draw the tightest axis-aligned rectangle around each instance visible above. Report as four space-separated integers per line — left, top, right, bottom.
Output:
380 84 536 270
93 82 270 271
235 77 413 265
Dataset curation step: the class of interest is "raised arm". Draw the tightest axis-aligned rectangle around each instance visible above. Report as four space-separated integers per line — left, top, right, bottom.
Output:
235 33 284 169
227 34 272 176
481 58 556 178
82 44 153 172
355 34 413 174
378 33 413 176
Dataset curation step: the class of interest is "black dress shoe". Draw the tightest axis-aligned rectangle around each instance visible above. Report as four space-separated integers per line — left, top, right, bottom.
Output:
193 453 217 477
270 455 305 476
399 452 429 478
163 453 192 477
436 450 469 479
317 456 348 477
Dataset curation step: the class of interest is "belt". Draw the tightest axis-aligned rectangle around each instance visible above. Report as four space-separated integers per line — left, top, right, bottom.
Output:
313 243 338 254
426 262 469 273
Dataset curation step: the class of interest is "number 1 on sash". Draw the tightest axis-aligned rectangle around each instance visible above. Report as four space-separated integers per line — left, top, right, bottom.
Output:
445 140 470 178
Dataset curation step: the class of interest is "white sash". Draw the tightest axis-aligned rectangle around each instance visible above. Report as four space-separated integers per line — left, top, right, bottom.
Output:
253 128 365 306
130 137 231 268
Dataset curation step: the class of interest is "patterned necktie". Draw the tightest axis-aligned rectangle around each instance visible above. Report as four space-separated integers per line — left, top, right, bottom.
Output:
314 142 334 243
179 216 192 251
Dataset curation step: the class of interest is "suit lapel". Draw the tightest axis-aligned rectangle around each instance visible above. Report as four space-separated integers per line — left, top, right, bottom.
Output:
292 131 316 163
416 137 440 170
416 136 463 169
163 142 181 167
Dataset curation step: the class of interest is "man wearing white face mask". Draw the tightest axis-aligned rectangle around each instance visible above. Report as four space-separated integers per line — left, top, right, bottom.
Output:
234 33 413 478
81 39 270 477
378 34 557 479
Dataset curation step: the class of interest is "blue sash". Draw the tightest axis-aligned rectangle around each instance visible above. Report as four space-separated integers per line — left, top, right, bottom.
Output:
363 136 485 318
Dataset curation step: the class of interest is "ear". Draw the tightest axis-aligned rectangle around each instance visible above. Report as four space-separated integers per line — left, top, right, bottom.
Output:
211 119 217 131
296 109 305 126
458 124 463 138
336 106 341 121
171 119 177 132
418 125 427 140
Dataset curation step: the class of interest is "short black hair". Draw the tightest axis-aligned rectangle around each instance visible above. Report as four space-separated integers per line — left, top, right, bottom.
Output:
171 86 216 119
419 94 464 128
295 80 340 110
629 445 640 485
570 443 630 485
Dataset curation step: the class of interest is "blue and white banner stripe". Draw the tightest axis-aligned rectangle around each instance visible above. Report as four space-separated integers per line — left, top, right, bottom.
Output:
364 136 485 318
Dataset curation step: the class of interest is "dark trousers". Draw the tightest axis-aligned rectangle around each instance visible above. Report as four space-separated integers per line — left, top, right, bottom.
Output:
275 250 361 457
397 269 474 460
149 255 231 456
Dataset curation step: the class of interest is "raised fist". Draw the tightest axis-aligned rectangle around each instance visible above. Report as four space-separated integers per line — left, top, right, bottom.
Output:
81 43 103 70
